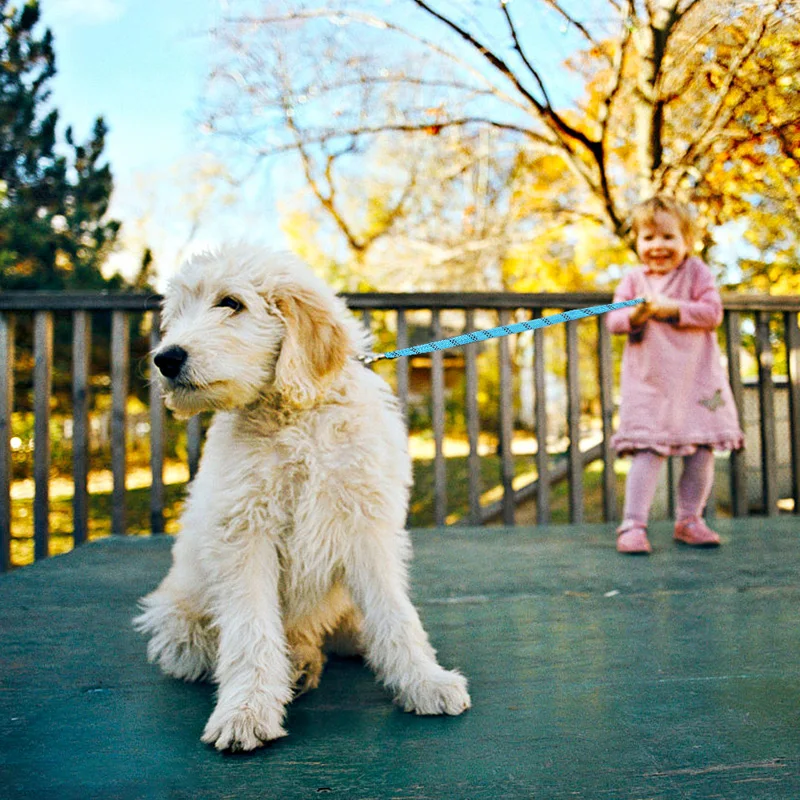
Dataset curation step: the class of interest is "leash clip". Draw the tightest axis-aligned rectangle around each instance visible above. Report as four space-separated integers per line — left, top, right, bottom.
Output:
356 352 385 366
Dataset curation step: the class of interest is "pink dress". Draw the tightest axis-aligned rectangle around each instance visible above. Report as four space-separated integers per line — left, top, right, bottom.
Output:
605 256 744 456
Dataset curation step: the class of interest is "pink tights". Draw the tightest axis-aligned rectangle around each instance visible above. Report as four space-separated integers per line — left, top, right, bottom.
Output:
622 447 715 525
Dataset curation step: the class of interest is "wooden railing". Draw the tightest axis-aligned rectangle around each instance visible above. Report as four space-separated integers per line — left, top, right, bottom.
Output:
1 291 798 570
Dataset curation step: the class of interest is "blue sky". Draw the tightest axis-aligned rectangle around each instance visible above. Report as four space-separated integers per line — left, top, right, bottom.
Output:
40 0 281 285
43 0 213 173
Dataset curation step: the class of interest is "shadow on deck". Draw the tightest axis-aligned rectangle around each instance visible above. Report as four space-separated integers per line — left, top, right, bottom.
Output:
2 518 799 799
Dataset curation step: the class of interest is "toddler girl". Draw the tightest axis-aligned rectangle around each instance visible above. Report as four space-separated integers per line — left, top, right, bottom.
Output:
605 196 744 554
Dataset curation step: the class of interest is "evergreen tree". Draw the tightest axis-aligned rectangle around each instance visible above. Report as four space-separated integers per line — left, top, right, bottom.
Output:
0 0 121 290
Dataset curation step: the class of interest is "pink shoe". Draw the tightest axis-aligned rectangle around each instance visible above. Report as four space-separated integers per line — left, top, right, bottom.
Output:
674 517 721 547
616 520 652 554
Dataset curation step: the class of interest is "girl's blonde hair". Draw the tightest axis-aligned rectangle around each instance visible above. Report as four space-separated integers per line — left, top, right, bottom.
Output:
630 195 695 250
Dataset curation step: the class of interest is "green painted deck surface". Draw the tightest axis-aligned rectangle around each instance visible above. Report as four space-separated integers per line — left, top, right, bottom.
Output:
2 519 800 800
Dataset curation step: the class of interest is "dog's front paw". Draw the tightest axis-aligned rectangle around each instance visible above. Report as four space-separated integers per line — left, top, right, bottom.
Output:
201 702 287 751
397 669 471 716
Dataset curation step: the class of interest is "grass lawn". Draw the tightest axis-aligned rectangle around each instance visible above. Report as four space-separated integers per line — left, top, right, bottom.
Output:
409 452 626 526
8 451 627 567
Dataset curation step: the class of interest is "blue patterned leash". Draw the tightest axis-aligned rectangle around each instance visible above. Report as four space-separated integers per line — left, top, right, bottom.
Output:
358 297 645 364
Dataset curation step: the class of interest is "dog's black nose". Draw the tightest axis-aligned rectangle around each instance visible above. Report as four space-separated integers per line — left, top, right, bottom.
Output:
154 346 188 379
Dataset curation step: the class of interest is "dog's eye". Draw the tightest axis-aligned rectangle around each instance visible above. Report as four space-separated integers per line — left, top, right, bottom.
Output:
215 296 244 313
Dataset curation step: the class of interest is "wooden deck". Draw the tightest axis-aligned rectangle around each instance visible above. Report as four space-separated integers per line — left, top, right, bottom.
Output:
2 518 799 799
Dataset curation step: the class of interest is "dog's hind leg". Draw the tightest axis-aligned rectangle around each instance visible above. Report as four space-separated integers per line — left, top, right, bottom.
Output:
286 627 327 695
288 589 362 693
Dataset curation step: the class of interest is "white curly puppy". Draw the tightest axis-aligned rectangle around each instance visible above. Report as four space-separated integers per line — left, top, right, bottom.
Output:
134 245 470 751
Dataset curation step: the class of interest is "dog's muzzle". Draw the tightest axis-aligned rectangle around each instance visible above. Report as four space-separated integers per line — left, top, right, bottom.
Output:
154 345 188 380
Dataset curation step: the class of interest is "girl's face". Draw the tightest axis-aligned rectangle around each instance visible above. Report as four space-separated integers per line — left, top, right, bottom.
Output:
636 211 689 274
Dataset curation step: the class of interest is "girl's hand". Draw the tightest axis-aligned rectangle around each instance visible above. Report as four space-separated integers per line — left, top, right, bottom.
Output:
629 298 652 327
649 294 680 322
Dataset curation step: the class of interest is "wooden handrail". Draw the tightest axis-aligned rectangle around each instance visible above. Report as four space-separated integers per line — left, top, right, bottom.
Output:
0 291 798 312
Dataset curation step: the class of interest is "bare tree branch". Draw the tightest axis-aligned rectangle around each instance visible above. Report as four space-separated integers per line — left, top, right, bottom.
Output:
537 0 609 57
300 74 501 101
407 0 602 153
220 9 533 117
499 0 556 108
217 3 630 233
404 0 628 230
240 118 556 158
290 129 366 254
273 41 367 253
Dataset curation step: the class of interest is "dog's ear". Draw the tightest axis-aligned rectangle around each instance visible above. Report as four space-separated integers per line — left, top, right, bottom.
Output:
273 286 351 406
